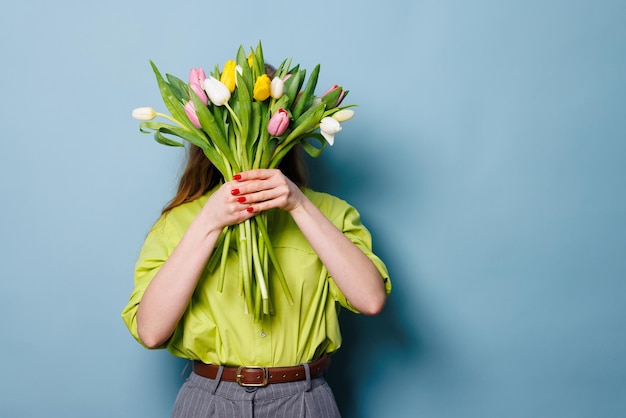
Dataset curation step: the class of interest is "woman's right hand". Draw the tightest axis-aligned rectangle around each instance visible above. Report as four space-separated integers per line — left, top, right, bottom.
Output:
198 179 258 232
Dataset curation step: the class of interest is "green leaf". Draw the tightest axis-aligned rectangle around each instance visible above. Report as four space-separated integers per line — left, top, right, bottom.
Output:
287 102 325 141
234 75 252 155
275 57 291 79
254 41 265 79
283 68 303 109
235 46 254 93
320 87 342 109
150 61 195 132
166 73 189 102
270 94 291 115
300 133 327 158
322 103 357 118
154 131 183 147
145 120 228 175
190 92 240 173
248 101 262 156
292 64 320 120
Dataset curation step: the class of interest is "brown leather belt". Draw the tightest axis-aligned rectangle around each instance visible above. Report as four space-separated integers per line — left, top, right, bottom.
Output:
192 355 331 387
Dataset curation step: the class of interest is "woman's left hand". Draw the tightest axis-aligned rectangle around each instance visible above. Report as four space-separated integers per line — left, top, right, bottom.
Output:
235 169 387 315
232 169 305 214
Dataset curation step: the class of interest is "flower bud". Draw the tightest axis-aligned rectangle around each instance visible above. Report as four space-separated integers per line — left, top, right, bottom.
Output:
184 101 201 128
332 109 354 122
189 68 208 105
270 77 284 99
321 84 345 108
253 74 271 101
319 117 342 145
267 108 290 136
220 60 237 93
203 77 231 106
131 107 156 121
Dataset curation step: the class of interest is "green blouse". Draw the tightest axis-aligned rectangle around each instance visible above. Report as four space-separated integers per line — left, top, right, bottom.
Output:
121 188 391 367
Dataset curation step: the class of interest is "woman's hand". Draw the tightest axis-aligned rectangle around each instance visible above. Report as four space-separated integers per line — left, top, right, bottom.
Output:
197 168 304 235
227 169 305 214
137 169 307 348
227 169 387 315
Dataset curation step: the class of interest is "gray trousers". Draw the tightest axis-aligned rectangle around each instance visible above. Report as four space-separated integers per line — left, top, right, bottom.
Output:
171 366 342 418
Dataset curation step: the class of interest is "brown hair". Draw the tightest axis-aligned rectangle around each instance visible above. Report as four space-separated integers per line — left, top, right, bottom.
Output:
162 144 308 214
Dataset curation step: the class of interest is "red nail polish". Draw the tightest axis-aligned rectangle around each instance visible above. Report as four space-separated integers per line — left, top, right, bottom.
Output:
237 196 246 203
231 188 240 195
246 207 254 213
233 174 242 180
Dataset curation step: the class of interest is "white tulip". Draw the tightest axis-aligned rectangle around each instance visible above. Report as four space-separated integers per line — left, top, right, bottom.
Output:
270 77 284 99
203 77 231 106
319 117 342 145
332 109 354 122
131 107 156 121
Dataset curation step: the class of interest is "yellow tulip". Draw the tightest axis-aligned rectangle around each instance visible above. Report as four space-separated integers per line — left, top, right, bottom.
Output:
220 60 237 93
253 74 271 101
247 53 254 68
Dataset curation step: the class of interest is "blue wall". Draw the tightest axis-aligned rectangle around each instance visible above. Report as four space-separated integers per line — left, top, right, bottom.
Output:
1 1 625 417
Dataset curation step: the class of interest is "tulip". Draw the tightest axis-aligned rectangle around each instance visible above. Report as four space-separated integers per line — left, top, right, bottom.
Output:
321 84 345 107
131 107 156 121
184 101 201 128
220 60 237 93
253 74 271 101
332 109 354 122
319 117 342 145
267 108 290 136
270 77 284 99
189 68 208 105
203 77 231 106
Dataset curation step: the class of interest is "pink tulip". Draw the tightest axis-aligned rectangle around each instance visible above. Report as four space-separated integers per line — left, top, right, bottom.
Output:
189 68 209 105
184 101 201 128
267 108 290 136
321 84 345 107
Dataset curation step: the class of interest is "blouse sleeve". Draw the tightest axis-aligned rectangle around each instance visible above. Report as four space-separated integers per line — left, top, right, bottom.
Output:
120 216 174 348
327 202 392 313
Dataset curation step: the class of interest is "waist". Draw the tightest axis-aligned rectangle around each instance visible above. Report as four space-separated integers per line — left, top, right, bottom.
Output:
192 354 331 387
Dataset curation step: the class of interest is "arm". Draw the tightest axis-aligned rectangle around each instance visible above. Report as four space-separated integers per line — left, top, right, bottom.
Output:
233 169 387 315
135 181 258 348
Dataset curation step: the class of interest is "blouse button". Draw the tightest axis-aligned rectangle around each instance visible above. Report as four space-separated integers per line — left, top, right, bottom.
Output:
260 331 267 338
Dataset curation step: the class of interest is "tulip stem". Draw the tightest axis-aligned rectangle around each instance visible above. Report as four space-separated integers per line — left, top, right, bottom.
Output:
224 103 249 169
156 112 186 129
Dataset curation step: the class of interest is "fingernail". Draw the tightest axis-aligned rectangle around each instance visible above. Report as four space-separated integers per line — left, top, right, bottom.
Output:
237 196 246 203
246 206 254 213
233 174 242 180
231 188 240 195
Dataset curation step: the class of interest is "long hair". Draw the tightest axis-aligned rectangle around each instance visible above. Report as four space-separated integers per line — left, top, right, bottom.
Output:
162 144 309 214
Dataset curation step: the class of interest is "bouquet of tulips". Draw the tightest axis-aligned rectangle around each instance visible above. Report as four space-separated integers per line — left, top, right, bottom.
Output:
131 42 355 320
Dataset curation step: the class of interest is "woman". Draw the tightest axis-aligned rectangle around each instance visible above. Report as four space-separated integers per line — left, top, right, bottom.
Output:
122 135 391 416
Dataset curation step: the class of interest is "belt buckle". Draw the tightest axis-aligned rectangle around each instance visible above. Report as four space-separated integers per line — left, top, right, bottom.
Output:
236 366 269 387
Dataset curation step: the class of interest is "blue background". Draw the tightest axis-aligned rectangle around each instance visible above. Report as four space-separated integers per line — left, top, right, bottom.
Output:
1 0 625 417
